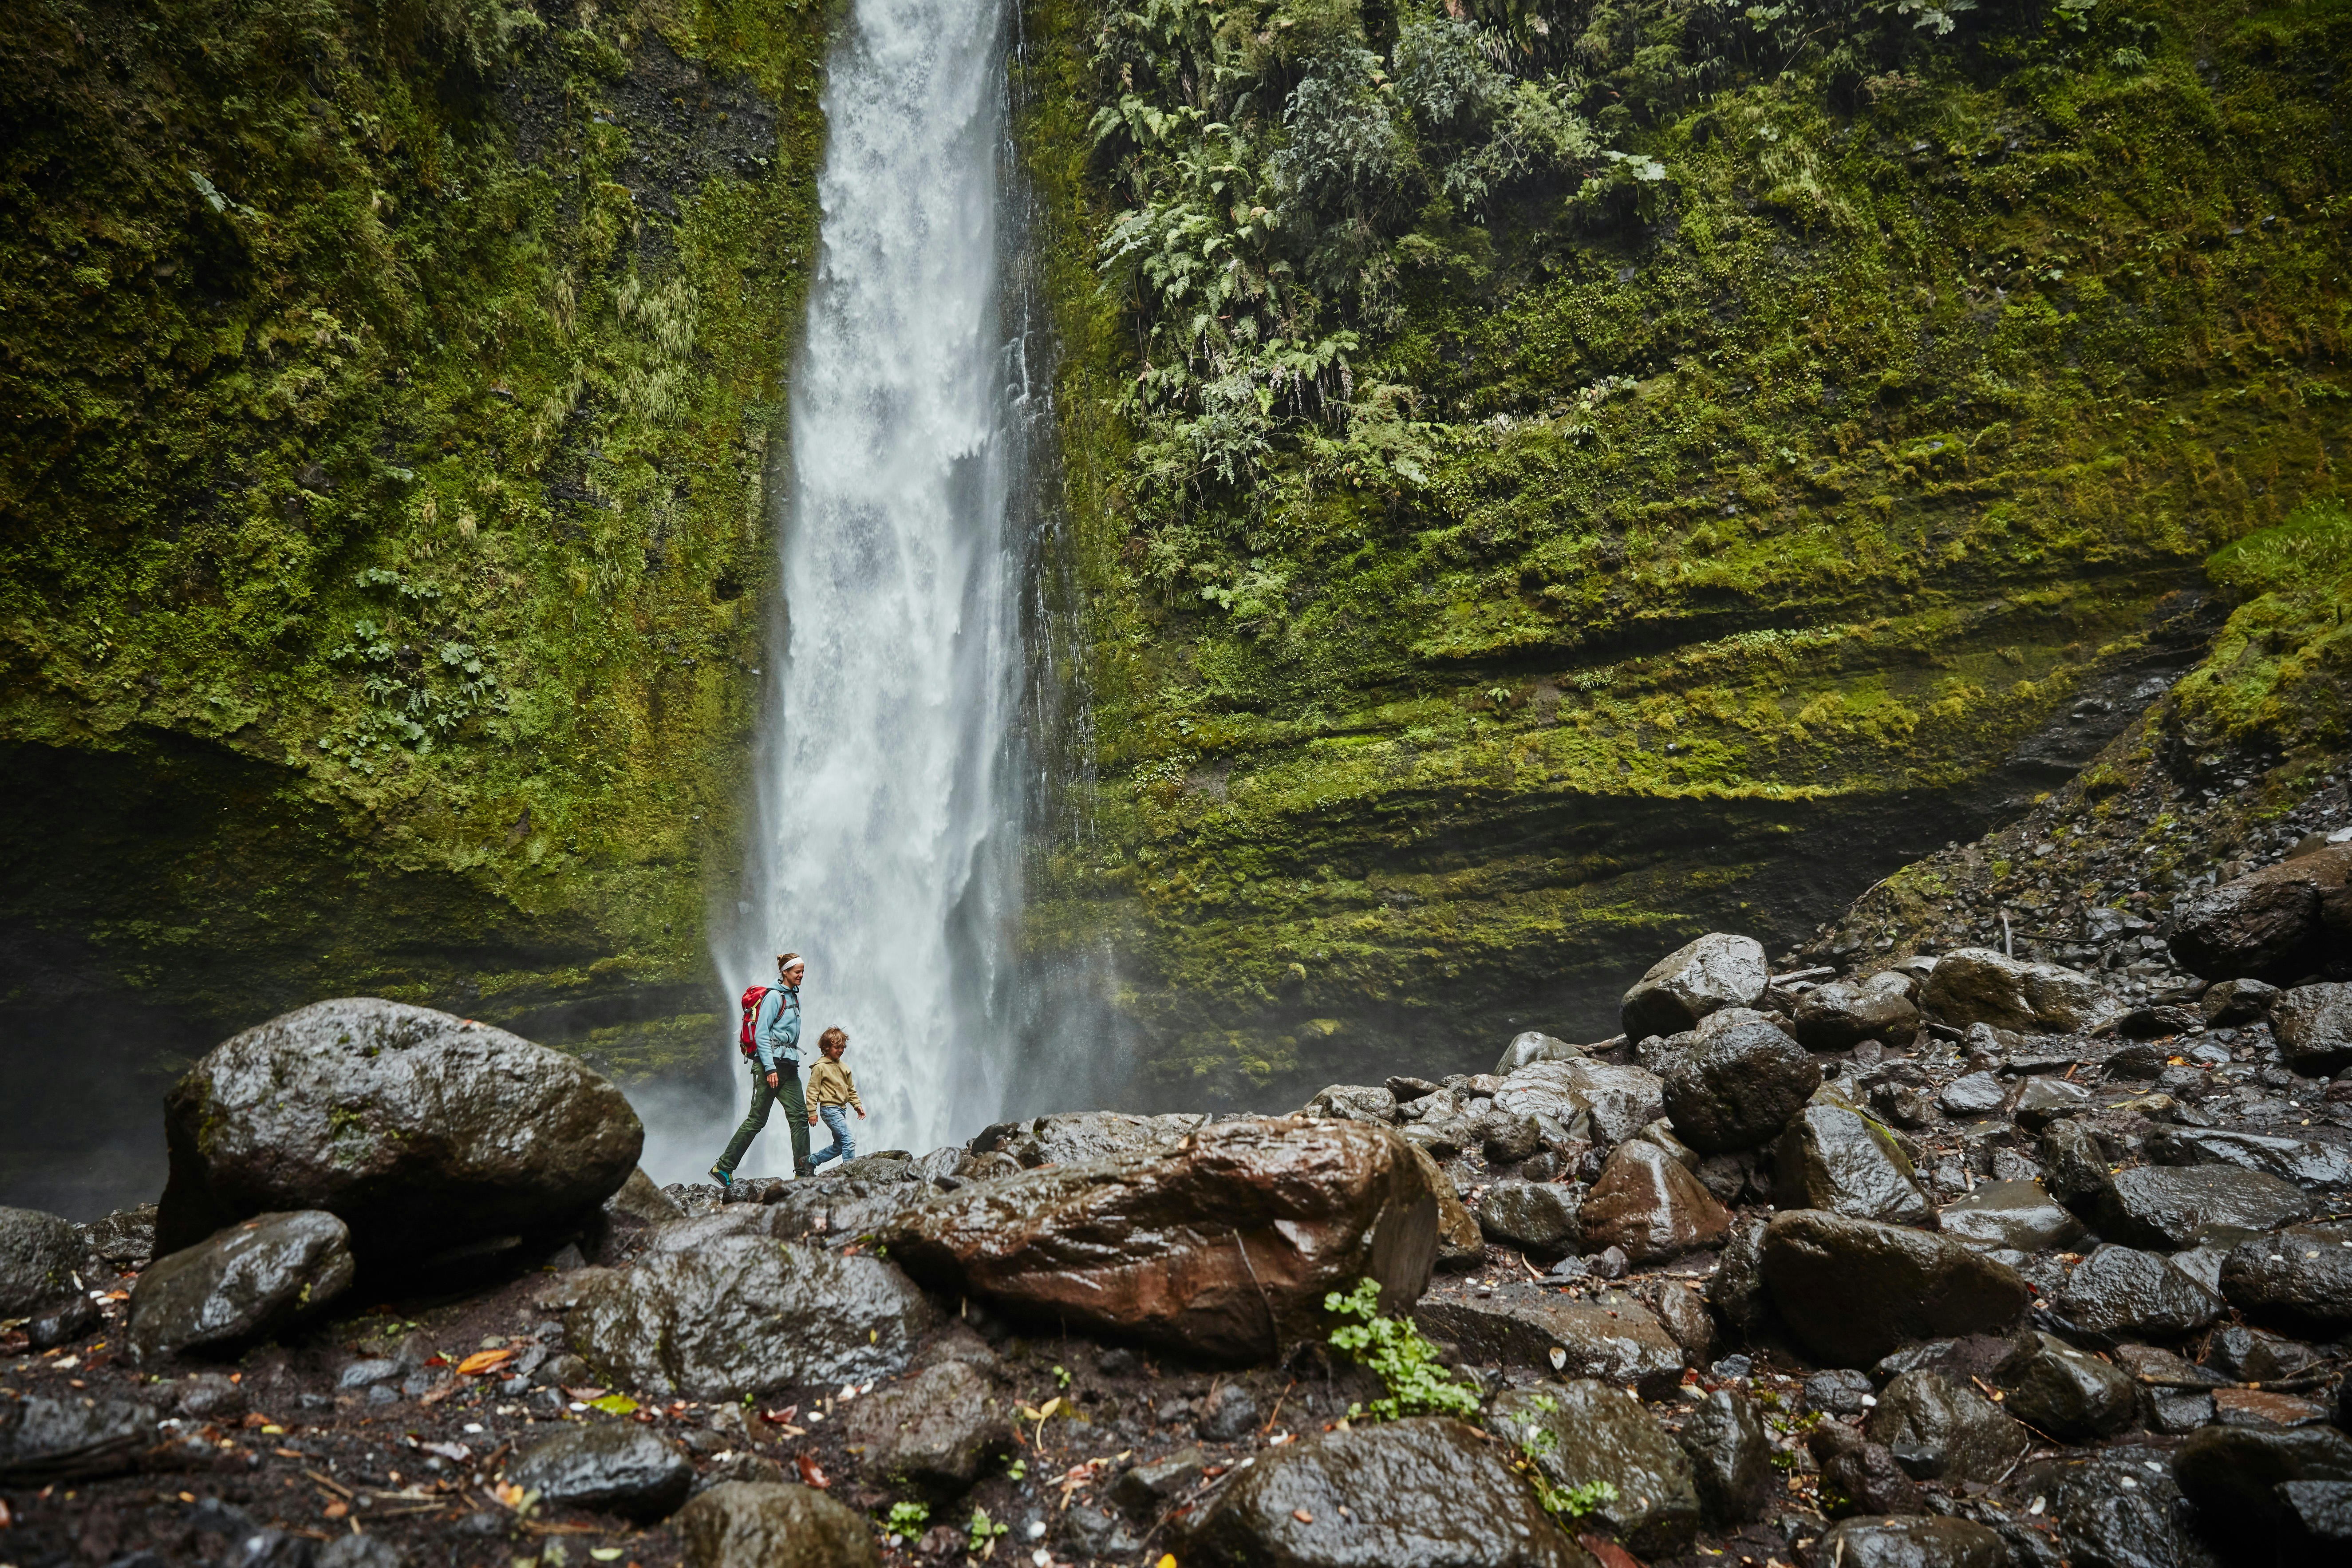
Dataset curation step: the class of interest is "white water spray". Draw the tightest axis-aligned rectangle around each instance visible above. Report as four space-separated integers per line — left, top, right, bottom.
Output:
717 0 1024 1166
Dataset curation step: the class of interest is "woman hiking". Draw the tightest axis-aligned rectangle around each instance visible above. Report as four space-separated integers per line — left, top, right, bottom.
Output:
710 952 813 1184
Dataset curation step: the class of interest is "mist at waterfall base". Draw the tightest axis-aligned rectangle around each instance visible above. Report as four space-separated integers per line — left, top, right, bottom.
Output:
629 0 1113 1185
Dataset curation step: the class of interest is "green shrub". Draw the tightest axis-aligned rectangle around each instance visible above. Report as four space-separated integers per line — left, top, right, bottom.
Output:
1323 1277 1481 1420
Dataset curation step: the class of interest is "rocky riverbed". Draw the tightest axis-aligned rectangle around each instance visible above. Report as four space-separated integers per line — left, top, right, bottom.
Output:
5 883 2352 1568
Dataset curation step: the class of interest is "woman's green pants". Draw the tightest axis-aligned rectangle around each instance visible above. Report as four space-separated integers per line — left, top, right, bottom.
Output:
716 1060 811 1175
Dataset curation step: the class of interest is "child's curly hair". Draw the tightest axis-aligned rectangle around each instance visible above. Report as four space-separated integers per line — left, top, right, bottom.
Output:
818 1026 848 1051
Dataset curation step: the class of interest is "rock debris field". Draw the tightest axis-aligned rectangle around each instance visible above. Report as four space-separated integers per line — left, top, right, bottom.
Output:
6 854 2352 1568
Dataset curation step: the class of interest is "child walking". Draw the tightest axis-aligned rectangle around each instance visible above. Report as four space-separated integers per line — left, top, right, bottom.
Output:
805 1026 866 1169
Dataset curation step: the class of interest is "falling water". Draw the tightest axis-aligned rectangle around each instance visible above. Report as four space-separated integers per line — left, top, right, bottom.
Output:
719 0 1026 1164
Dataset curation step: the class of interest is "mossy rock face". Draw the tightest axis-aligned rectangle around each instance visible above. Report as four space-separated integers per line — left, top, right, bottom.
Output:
0 0 837 1213
1014 0 2352 1107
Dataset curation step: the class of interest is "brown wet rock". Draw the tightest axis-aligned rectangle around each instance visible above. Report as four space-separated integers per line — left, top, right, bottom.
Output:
2147 1124 2352 1193
2174 1424 2352 1563
2010 1444 2218 1568
1415 1282 1686 1397
1811 1426 1923 1518
1920 948 2121 1035
1486 1381 1700 1556
505 1421 692 1521
2272 982 2352 1075
880 1117 1437 1362
1773 1106 1932 1226
2054 1244 2223 1339
1793 976 1921 1051
1675 1386 1772 1525
1760 1212 2029 1366
1578 1141 1730 1264
1404 1142 1486 1270
2211 1386 2333 1428
0 1205 84 1318
2167 845 2352 986
842 1360 1011 1494
1180 1416 1594 1568
1477 1180 1583 1258
1937 1181 2084 1252
1999 1331 2135 1440
676 1480 883 1568
1661 1023 1820 1153
0 1392 158 1485
155 998 643 1265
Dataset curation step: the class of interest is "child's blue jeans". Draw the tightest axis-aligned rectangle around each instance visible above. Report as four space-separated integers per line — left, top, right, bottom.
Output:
811 1104 854 1168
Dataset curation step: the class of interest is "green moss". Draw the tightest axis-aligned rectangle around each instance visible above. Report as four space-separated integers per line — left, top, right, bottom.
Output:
2175 498 2352 751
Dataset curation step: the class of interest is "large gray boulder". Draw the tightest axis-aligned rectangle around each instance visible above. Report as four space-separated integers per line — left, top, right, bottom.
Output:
984 1110 1208 1168
1772 1106 1931 1226
1792 975 1921 1051
1622 934 1769 1041
880 1118 1437 1362
2056 1244 2224 1339
842 1360 1012 1494
1760 1212 2029 1366
505 1422 692 1521
2168 844 2352 985
155 998 643 1264
568 1207 937 1398
1661 1022 1820 1153
675 1481 882 1568
1493 1058 1666 1146
0 1391 158 1484
1476 1181 1582 1257
1919 948 2120 1035
2272 983 2352 1075
127 1210 355 1362
1416 1286 1685 1398
1488 1381 1700 1556
0 1205 83 1318
1180 1417 1592 1568
1494 1031 1583 1076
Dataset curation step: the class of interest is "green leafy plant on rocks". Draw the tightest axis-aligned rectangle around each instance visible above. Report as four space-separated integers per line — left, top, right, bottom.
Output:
1323 1276 1481 1420
884 1500 930 1542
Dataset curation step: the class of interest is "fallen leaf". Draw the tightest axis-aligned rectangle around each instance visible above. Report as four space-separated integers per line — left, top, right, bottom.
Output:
1038 1397 1063 1420
758 1405 801 1426
795 1453 831 1490
418 1441 472 1464
587 1394 639 1416
590 1552 624 1563
454 1349 517 1378
323 1501 349 1521
1292 1508 1314 1524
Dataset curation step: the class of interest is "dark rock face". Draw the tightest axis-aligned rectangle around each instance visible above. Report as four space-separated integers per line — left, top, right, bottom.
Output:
1196 1382 1262 1443
2272 982 2352 1075
1863 1371 2029 1485
1793 976 1920 1051
2277 1481 2352 1557
505 1422 693 1521
2055 1244 2224 1339
1577 1141 1730 1264
1761 1213 2028 1366
880 1118 1437 1362
1180 1417 1592 1568
80 1205 158 1267
1937 1181 2085 1253
1405 1143 1485 1270
1476 1181 1582 1257
605 1168 686 1225
2147 1125 2352 1193
1772 1106 1932 1225
1919 948 2120 1035
2206 1324 2320 1384
2218 1222 2352 1335
1709 1220 1770 1339
2012 1075 2091 1129
568 1209 937 1398
843 1362 1010 1493
1621 933 1768 1042
1936 1072 2007 1118
2040 1120 2115 1213
1494 1059 1667 1147
0 1392 158 1484
155 999 644 1264
1113 1445 1206 1520
0 1204 83 1317
2011 1446 2220 1568
675 1480 883 1568
2202 977 2281 1026
1488 1381 1698 1556
2000 1332 2135 1440
2173 1425 2352 1562
1811 1429 1922 1518
757 1176 927 1243
1303 1085 1398 1125
1415 1287 1685 1398
2098 1164 2312 1250
1675 1387 1772 1525
127 1210 355 1362
990 1111 1208 1168
1810 1516 2007 1568
1661 1023 1820 1154
2167 845 2351 984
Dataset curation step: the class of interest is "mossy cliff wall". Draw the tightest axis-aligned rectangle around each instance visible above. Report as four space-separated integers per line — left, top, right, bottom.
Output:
0 0 834 1213
1013 0 2352 1108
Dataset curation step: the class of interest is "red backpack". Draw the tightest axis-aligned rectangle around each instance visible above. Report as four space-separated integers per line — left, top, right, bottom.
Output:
738 985 771 1057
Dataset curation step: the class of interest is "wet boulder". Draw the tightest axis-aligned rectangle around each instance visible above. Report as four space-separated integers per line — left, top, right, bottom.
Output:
127 1210 355 1362
675 1480 883 1568
1476 1181 1582 1257
1495 1032 1584 1075
1708 1219 1770 1339
2167 845 2351 985
1772 1106 1932 1225
758 1176 928 1243
880 1117 1436 1362
2098 1164 2311 1251
2271 983 2352 1076
2217 1222 2352 1336
1487 1382 1699 1556
1936 1072 2007 1118
1809 1425 1923 1517
505 1422 692 1522
1810 1517 2007 1568
1494 1058 1665 1146
1405 1144 1485 1270
1622 933 1770 1042
1919 948 2121 1035
1864 1371 2030 1485
0 1391 158 1484
1661 1022 1820 1153
80 1205 158 1267
154 998 644 1264
2013 1075 2091 1130
1180 1416 1592 1568
2055 1244 2224 1339
2039 1119 2115 1213
2174 1424 2352 1563
1416 1284 1685 1397
1579 1141 1731 1263
843 1361 1012 1494
2012 1446 2216 1568
1936 1181 2085 1253
2207 1324 2321 1384
1793 975 1921 1051
1675 1386 1772 1525
2277 1481 2352 1558
605 1168 686 1225
2000 1331 2135 1440
568 1207 937 1398
987 1110 1208 1168
0 1205 83 1318
1760 1212 2029 1366
2147 1125 2352 1194
1302 1085 1398 1126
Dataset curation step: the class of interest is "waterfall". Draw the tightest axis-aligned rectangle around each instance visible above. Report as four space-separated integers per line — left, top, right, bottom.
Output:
721 0 1024 1165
